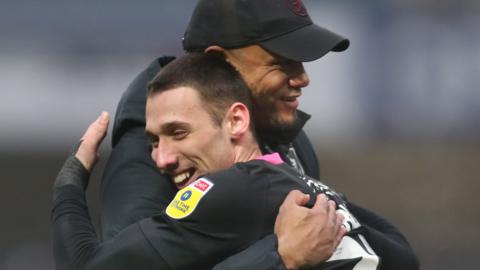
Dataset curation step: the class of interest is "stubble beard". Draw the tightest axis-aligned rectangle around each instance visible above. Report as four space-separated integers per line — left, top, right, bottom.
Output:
254 110 302 145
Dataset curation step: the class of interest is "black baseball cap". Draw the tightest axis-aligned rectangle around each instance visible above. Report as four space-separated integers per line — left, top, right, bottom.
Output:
183 0 349 62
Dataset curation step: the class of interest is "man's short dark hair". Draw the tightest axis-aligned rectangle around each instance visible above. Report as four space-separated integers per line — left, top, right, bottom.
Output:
147 52 253 127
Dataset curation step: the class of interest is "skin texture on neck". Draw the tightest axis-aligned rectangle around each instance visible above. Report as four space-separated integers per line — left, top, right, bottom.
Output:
232 132 263 164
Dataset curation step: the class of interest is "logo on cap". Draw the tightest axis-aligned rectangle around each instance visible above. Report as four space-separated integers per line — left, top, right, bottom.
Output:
286 0 308 17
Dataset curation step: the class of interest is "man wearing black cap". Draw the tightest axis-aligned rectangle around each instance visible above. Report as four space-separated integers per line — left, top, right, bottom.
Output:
183 0 348 61
99 0 418 269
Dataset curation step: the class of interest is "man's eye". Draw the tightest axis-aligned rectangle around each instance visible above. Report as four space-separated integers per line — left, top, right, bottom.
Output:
149 138 159 148
172 130 188 140
146 134 159 147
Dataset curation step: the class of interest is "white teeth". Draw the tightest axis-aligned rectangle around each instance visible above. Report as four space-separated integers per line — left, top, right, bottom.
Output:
174 171 191 184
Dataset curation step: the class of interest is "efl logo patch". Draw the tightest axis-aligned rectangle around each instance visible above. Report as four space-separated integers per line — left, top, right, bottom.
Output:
166 178 214 219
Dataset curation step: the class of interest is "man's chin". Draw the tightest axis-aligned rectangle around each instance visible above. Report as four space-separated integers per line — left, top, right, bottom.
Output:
256 115 303 145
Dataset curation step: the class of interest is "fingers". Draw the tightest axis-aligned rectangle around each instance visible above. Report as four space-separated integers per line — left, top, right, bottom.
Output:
328 199 336 218
80 111 109 148
312 194 344 251
334 212 347 247
311 193 329 212
276 193 345 269
75 112 110 172
283 190 310 207
327 199 338 244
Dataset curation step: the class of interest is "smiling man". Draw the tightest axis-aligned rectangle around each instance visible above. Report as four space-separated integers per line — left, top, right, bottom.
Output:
53 53 418 270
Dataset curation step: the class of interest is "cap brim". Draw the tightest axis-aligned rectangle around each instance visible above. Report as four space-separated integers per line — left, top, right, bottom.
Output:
260 24 349 62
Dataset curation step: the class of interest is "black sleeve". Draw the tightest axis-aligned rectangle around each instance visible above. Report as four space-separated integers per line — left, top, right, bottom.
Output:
52 157 170 270
348 202 420 270
100 56 177 240
212 235 286 270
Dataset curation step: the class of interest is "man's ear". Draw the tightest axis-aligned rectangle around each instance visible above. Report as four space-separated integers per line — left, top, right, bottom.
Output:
205 46 236 63
204 45 225 53
205 46 241 70
225 102 251 140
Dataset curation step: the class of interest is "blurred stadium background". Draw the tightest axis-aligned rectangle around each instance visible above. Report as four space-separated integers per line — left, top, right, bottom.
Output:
1 0 479 269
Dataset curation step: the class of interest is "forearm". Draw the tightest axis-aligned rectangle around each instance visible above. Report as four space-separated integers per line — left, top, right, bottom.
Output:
52 155 169 270
53 151 89 196
52 155 99 270
212 234 286 270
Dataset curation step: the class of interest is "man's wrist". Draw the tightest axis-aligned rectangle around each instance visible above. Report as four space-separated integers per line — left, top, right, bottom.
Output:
277 236 300 270
53 155 90 192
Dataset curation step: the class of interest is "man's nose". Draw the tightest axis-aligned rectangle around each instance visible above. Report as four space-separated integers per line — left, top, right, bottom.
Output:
288 62 310 88
151 141 178 172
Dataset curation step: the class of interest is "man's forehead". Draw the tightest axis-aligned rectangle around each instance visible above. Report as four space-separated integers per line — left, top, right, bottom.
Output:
147 87 202 113
146 87 208 130
146 109 195 132
146 116 191 131
152 86 199 103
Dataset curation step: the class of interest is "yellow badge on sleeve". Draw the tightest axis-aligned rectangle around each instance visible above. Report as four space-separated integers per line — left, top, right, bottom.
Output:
166 178 214 219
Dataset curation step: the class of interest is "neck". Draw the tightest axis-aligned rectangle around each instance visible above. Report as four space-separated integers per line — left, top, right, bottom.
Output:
233 134 263 163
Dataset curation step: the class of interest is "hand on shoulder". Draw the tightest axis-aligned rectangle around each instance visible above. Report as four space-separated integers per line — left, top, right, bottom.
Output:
75 112 109 172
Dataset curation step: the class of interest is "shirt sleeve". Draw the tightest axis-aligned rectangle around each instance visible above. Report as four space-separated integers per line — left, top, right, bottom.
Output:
52 156 170 270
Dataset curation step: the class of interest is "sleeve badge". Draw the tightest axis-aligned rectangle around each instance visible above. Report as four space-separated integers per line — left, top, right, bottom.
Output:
166 178 214 219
